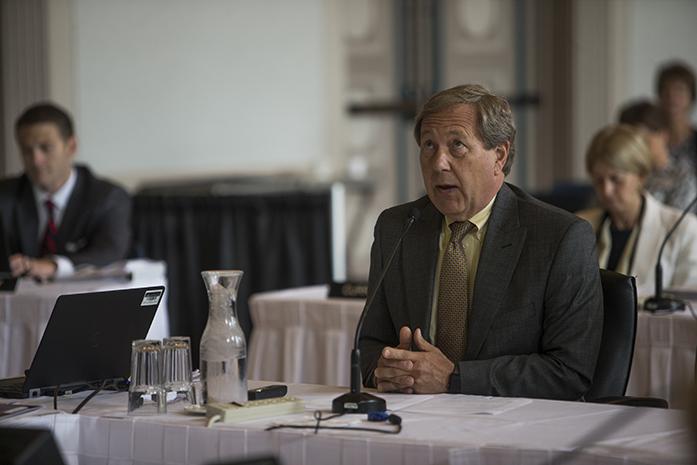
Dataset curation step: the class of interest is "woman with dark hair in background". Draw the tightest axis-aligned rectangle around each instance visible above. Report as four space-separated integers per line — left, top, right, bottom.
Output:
618 99 697 211
656 61 697 210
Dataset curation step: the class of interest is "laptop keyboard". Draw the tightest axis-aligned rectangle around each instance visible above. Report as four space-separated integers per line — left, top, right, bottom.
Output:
0 377 27 398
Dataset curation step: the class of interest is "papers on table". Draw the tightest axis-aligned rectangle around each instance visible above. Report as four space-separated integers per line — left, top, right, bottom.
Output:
0 403 40 421
299 388 530 416
52 262 133 283
664 287 697 302
397 395 532 416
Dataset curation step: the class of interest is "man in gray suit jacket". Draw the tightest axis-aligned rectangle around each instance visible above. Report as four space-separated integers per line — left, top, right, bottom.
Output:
0 103 131 280
359 84 603 400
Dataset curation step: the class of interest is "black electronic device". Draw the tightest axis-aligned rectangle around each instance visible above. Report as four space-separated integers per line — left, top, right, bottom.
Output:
0 286 164 399
332 207 421 414
644 193 697 313
0 215 18 292
0 427 67 465
247 384 287 401
0 274 18 292
328 281 368 299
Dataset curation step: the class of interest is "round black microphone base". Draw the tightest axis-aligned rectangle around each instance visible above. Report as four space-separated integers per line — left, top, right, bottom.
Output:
332 392 386 414
643 296 686 313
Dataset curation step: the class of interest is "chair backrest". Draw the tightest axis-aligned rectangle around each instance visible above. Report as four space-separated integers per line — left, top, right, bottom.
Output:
586 269 638 400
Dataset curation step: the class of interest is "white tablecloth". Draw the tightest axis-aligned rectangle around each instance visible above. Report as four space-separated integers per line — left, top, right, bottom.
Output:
0 259 169 378
3 381 693 465
249 286 362 386
627 309 697 409
249 285 697 408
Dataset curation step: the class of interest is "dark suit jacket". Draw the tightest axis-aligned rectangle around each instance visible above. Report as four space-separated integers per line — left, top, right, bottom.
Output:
359 183 603 400
0 164 132 267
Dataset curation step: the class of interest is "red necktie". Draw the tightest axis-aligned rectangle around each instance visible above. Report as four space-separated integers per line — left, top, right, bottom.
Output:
40 199 58 256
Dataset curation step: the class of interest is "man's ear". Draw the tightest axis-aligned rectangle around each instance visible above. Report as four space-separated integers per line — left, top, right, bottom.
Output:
66 136 78 158
494 141 510 174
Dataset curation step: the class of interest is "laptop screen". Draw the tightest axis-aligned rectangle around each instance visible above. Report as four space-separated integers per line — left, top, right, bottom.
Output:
24 286 165 391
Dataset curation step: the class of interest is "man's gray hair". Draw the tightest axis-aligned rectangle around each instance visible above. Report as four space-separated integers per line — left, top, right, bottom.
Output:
413 84 517 175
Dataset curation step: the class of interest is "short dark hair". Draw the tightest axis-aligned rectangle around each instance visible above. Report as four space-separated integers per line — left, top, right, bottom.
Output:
413 84 517 175
617 100 668 132
655 61 696 102
15 102 75 140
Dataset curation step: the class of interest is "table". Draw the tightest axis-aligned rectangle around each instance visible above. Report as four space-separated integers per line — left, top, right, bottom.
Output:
248 285 697 408
0 259 169 379
249 286 362 386
3 381 693 465
627 310 697 409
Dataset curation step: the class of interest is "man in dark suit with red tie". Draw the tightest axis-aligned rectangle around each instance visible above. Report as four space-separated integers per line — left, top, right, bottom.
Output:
0 103 131 280
359 84 603 400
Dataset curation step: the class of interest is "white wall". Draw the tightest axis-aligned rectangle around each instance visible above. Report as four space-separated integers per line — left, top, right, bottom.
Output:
68 0 340 189
625 0 697 123
572 0 613 181
572 0 697 181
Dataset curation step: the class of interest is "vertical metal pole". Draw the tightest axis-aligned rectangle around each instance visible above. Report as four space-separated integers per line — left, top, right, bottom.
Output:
330 182 347 281
394 0 409 204
514 0 528 189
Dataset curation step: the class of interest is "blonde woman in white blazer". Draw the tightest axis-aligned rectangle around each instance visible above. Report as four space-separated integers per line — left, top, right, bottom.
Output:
577 124 697 298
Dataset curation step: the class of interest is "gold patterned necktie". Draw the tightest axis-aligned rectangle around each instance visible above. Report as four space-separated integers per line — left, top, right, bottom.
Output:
436 220 475 362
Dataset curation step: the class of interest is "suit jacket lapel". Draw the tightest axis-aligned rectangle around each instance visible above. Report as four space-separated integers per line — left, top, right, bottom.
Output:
15 179 39 256
631 193 661 280
402 199 441 341
56 169 84 249
467 184 526 358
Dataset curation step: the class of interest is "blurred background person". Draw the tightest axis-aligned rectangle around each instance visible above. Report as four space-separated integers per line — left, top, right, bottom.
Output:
618 99 697 210
0 103 132 281
577 124 697 298
656 61 697 210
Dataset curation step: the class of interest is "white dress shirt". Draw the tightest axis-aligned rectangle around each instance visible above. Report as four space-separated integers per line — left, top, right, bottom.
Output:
31 169 77 277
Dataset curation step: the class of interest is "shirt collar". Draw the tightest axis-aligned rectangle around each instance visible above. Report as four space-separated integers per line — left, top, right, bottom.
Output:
445 194 497 235
33 168 77 211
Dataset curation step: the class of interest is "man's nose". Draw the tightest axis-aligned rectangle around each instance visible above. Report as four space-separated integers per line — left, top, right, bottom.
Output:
29 148 46 166
433 147 450 171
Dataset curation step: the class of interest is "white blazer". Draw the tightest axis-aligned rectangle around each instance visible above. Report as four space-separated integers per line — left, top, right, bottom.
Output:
577 192 697 298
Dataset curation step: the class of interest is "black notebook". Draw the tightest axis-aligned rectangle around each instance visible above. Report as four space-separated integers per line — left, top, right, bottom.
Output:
0 286 164 399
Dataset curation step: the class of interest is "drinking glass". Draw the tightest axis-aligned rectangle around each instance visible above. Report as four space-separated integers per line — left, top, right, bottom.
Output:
190 369 204 407
128 339 166 415
162 336 193 403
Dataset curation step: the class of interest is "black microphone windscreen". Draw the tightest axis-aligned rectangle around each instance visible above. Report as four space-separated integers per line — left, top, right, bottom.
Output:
409 207 422 222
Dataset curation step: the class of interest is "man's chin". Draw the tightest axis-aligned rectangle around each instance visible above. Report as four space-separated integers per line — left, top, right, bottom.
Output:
428 198 465 219
32 178 53 192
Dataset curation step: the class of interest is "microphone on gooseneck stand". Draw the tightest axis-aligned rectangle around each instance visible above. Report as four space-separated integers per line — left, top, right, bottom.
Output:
644 193 697 313
332 207 422 414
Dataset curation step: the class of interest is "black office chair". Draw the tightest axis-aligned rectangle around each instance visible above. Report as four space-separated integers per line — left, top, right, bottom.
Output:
532 182 596 213
586 269 668 408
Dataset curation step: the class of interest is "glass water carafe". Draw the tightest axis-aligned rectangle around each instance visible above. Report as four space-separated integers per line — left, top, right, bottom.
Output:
199 270 247 404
